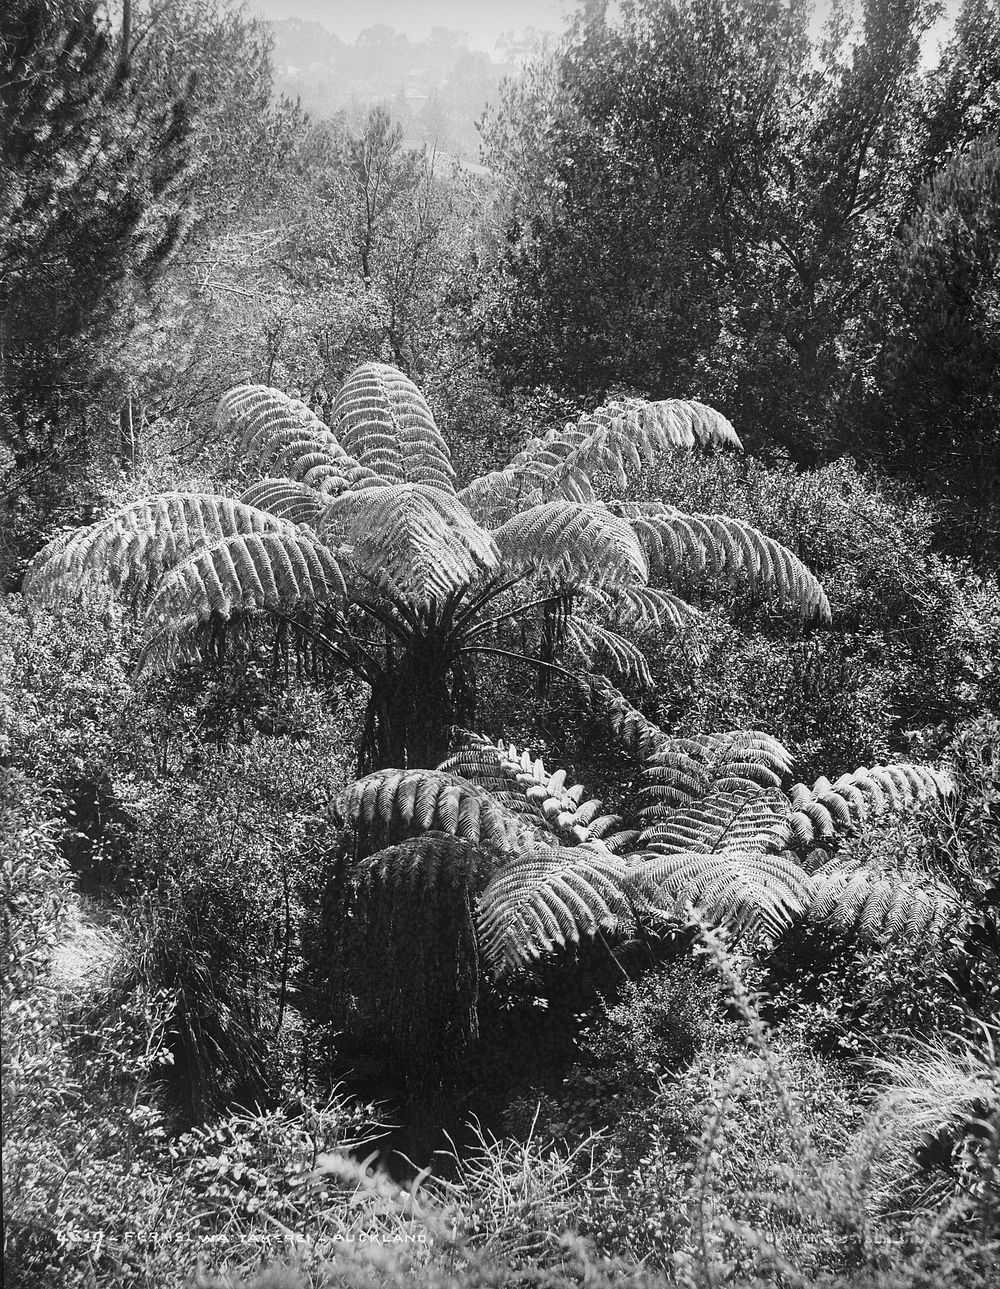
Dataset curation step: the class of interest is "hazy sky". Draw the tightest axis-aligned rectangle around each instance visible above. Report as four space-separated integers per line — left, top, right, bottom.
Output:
246 0 964 59
246 0 574 51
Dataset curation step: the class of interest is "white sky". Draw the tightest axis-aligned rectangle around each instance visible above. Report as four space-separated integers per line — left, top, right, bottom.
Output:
245 0 964 60
246 0 574 52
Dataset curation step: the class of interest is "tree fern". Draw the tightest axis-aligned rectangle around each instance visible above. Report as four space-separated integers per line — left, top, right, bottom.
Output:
27 362 831 769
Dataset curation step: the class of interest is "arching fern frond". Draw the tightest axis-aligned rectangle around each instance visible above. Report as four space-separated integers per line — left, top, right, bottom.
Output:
458 397 741 525
565 618 654 689
585 673 673 761
330 362 456 493
440 733 621 849
476 844 637 975
634 848 810 939
323 483 498 605
24 494 292 607
639 789 791 855
640 731 794 814
144 530 348 637
492 501 649 589
219 384 385 494
335 768 543 857
351 831 496 897
806 862 957 941
615 502 831 621
240 479 329 528
780 763 955 848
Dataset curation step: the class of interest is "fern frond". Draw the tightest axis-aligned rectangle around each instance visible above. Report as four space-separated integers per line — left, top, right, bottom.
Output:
240 479 329 527
615 502 831 620
640 730 794 814
351 831 496 896
323 483 498 605
806 863 956 940
218 384 383 493
24 494 292 607
335 768 542 856
779 763 955 848
639 789 791 855
330 362 456 493
476 844 637 975
634 848 810 938
459 397 740 525
492 501 648 589
585 673 673 762
144 529 348 632
565 618 654 689
440 734 620 849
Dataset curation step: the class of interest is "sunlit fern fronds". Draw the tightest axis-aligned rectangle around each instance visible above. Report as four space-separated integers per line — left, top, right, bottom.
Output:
322 483 498 605
584 675 792 808
440 733 625 850
335 768 545 856
458 398 741 524
634 848 811 938
806 859 957 940
491 500 649 589
585 673 674 762
330 362 456 493
579 584 697 632
639 788 792 855
614 501 831 620
351 830 496 898
476 844 638 975
565 617 654 689
219 384 383 494
23 494 295 607
779 763 955 848
640 730 794 814
240 479 330 527
143 530 348 637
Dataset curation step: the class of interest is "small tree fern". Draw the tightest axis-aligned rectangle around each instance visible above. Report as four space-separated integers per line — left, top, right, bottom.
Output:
25 362 830 771
322 682 955 1128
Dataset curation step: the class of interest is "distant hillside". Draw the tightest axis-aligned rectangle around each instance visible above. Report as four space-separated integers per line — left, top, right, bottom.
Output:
268 20 539 158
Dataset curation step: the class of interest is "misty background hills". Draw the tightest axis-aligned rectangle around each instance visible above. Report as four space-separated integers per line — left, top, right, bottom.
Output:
268 19 543 158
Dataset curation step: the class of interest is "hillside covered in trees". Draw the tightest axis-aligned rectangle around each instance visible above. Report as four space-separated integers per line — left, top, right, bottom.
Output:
2 1 1000 1286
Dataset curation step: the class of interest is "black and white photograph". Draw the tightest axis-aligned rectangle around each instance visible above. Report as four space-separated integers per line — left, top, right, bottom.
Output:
2 0 998 1284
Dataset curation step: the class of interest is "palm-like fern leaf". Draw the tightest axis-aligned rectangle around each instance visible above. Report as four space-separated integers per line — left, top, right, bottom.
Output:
580 585 697 632
440 734 623 849
335 768 543 856
565 617 654 689
144 530 348 633
615 502 831 620
323 483 498 605
24 494 294 606
806 861 956 940
476 844 637 975
492 501 649 589
639 789 791 854
330 362 456 493
634 848 811 938
459 398 741 524
779 764 955 847
240 479 329 527
351 831 496 896
585 675 792 807
219 384 382 494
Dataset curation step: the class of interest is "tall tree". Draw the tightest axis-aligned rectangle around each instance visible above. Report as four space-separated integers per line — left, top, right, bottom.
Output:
481 0 939 462
867 139 1000 556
